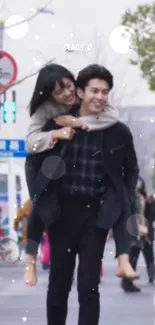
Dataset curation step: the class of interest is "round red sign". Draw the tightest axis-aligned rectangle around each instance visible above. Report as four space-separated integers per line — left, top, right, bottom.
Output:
0 51 17 92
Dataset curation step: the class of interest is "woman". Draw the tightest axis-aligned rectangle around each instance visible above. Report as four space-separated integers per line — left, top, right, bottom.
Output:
24 63 139 288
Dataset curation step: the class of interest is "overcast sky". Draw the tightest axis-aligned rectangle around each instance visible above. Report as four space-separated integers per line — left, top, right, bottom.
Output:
0 0 155 139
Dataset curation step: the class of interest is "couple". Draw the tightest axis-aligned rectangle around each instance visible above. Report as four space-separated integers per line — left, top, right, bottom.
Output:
25 63 139 325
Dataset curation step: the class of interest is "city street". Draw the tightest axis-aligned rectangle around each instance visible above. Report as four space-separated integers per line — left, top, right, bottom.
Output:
0 242 154 325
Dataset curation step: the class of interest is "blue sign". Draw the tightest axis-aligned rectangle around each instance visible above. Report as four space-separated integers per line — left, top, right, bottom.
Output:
0 139 27 158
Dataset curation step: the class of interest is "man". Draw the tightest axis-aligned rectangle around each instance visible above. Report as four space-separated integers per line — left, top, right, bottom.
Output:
121 178 155 292
25 64 139 325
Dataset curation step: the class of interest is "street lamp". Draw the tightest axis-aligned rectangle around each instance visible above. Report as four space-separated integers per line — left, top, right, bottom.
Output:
0 20 17 241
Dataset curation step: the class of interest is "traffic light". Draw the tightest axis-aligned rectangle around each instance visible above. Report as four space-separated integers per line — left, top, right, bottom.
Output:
0 91 17 123
12 91 16 123
2 92 8 123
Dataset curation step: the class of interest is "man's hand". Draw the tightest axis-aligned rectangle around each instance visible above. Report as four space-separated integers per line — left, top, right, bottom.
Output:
138 224 148 237
52 127 76 141
55 115 82 128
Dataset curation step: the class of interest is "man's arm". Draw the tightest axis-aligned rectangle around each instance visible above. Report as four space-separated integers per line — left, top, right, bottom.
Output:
123 128 139 214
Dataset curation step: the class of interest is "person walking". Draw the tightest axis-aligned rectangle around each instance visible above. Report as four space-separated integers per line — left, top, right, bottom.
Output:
25 64 139 325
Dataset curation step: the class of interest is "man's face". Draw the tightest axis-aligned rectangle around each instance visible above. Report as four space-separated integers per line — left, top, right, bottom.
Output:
78 79 110 114
52 78 76 107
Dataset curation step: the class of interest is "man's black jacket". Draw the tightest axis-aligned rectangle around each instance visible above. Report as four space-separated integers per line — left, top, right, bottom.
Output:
26 107 139 253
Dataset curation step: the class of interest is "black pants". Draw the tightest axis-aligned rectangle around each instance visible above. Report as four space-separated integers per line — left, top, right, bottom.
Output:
47 196 108 325
123 240 154 288
129 241 154 278
46 195 131 325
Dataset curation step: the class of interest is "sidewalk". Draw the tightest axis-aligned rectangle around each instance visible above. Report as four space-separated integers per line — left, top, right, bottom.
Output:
0 242 154 325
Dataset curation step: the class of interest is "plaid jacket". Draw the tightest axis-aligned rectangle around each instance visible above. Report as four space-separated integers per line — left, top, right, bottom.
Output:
59 128 106 197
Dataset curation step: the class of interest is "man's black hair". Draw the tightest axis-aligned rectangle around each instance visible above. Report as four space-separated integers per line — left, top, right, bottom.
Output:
76 64 113 90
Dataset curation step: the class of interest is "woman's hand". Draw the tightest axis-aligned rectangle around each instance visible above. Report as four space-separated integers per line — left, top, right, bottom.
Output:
55 115 82 128
24 255 37 286
52 127 76 141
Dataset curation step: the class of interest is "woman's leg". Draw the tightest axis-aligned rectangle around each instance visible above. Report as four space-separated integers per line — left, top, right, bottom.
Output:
113 214 140 279
121 244 141 292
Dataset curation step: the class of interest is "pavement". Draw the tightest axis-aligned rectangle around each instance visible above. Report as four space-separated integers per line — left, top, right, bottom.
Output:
0 242 154 325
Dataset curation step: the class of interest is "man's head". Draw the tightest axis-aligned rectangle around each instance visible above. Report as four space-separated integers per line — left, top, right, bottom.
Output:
30 64 76 116
76 64 113 115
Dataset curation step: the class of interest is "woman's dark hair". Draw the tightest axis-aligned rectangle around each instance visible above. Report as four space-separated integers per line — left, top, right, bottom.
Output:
29 64 75 116
76 64 113 91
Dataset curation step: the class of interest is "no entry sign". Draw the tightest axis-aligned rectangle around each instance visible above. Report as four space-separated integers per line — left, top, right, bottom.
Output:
0 51 17 92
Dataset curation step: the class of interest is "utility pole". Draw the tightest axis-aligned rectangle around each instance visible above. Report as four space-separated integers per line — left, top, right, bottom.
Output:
0 20 4 49
0 19 17 241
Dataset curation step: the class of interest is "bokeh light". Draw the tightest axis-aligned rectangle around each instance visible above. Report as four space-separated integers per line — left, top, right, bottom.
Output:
109 25 135 54
41 156 66 180
5 15 29 39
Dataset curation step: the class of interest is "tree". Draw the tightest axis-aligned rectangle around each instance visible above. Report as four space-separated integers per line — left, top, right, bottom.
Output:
121 3 155 91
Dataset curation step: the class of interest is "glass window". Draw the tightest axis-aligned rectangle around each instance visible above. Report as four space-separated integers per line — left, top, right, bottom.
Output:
0 174 8 193
16 175 21 191
0 174 21 192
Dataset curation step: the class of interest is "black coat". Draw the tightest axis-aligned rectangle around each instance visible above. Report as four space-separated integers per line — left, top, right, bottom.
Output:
26 108 139 236
145 197 155 241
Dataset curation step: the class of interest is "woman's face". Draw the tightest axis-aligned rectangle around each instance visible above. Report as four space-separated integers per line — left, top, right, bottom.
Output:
52 78 76 107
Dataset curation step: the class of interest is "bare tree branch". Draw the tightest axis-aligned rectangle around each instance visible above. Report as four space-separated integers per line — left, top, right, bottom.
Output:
1 57 56 92
1 0 54 30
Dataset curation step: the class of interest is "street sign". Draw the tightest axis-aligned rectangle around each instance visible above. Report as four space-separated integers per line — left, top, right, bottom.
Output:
0 139 27 157
0 51 17 92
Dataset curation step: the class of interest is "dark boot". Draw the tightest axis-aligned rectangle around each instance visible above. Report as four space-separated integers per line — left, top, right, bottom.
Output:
121 278 141 292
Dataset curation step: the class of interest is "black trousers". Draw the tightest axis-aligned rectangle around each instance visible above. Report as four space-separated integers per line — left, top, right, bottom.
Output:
47 196 107 325
129 240 154 278
46 195 131 325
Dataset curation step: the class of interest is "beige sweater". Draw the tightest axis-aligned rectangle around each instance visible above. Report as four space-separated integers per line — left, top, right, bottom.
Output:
26 101 119 153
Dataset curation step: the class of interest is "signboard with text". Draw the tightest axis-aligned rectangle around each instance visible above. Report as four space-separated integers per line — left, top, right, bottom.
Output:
0 139 27 157
0 51 18 93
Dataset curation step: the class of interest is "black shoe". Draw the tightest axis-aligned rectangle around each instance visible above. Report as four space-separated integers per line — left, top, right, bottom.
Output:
149 278 155 284
121 279 141 292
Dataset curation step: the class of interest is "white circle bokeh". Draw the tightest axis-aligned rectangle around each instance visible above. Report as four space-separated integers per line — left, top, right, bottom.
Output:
41 156 66 180
109 25 135 54
5 15 29 39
